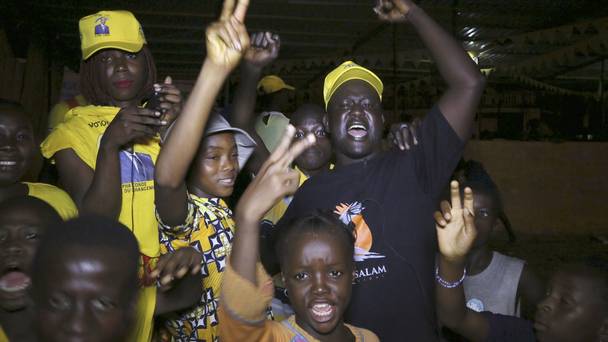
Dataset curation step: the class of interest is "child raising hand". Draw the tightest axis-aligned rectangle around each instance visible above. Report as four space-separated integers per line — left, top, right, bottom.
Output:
153 0 255 340
219 127 379 341
435 183 608 342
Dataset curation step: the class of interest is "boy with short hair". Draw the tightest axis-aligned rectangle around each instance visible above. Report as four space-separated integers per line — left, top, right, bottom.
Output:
0 196 62 342
435 182 608 342
31 215 141 342
0 100 77 220
274 0 485 339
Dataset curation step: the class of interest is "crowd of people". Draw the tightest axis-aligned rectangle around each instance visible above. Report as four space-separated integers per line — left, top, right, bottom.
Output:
1 0 607 341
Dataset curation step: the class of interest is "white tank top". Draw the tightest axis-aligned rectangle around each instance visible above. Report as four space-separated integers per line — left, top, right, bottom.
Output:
463 251 525 317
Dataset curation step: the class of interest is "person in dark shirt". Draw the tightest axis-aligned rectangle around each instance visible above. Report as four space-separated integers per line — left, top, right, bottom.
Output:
273 0 485 340
435 181 608 342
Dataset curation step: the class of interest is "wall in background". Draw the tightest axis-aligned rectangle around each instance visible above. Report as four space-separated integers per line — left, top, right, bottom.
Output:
465 140 608 234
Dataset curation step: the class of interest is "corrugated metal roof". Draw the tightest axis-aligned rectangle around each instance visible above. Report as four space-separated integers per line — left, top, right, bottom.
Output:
6 0 608 91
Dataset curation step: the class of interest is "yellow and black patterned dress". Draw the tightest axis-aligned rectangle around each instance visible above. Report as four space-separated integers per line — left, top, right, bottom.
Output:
158 195 235 342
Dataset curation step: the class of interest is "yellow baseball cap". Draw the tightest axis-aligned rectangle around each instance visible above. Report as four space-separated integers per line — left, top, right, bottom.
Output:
257 75 295 95
323 61 384 108
79 10 146 60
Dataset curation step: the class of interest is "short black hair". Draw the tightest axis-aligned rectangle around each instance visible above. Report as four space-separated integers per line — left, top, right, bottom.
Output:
275 211 356 268
0 196 61 224
80 45 157 106
31 215 140 301
454 159 503 210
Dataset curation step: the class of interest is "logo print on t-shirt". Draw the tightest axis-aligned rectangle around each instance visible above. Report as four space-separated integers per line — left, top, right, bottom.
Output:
119 150 154 183
334 202 385 262
466 298 485 312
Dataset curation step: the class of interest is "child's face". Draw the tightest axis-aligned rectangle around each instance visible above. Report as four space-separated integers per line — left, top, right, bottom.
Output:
0 206 46 312
292 106 332 173
35 247 136 342
96 49 147 106
471 191 499 249
326 80 384 163
0 107 35 186
282 231 354 339
189 132 238 198
534 267 608 342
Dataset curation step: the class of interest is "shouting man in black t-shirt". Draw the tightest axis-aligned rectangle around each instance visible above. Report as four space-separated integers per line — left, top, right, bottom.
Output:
274 0 485 340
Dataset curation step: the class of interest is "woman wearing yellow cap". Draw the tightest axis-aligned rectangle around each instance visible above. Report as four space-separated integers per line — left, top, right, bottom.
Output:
41 10 202 342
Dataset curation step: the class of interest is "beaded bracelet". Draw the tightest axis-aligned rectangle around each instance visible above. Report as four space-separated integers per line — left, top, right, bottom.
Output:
435 266 466 288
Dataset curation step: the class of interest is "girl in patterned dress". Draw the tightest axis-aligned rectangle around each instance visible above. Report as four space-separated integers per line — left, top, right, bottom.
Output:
153 0 255 340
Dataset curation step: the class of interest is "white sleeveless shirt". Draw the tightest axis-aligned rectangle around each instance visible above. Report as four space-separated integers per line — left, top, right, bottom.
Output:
463 251 525 317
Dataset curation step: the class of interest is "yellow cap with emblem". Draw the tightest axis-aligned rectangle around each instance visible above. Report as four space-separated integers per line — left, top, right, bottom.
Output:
79 10 146 60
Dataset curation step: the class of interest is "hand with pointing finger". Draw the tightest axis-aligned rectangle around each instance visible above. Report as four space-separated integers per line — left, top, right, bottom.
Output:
435 181 477 263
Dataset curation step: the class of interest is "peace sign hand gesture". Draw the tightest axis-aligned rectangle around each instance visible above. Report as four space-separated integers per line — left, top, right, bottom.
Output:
205 0 250 70
435 181 477 263
236 125 316 222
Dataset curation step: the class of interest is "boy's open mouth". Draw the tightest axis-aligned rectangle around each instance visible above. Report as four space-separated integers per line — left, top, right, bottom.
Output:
347 123 368 139
0 267 31 293
309 302 336 323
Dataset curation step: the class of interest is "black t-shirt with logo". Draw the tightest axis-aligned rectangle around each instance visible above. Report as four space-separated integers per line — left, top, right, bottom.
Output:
278 105 464 341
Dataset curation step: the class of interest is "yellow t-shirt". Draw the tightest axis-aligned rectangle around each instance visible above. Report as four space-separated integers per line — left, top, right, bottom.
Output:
40 105 159 342
47 95 88 132
0 326 8 342
24 182 78 220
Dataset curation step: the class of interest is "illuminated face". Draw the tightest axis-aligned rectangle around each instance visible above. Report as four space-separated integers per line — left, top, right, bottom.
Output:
188 132 238 198
325 80 384 165
34 247 137 342
0 205 46 312
292 104 332 173
96 49 147 107
0 107 35 186
282 231 354 339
